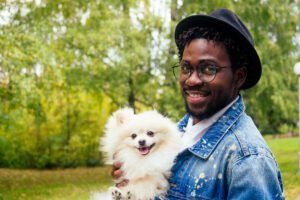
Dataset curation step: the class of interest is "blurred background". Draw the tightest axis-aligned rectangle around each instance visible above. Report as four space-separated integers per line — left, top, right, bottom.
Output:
0 0 299 199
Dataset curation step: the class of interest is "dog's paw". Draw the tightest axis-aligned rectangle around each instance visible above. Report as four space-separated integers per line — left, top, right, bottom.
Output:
125 191 132 200
109 187 123 200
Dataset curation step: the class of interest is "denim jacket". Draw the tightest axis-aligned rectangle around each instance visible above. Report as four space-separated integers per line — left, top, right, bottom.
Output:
164 96 284 200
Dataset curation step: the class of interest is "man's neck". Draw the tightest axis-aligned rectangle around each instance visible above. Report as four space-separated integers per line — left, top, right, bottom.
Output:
193 118 201 125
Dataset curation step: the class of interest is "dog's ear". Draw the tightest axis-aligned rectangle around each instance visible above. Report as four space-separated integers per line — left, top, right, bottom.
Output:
113 107 134 125
101 107 134 162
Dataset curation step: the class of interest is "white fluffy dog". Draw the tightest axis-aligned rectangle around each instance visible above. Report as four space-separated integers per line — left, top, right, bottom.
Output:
99 108 182 200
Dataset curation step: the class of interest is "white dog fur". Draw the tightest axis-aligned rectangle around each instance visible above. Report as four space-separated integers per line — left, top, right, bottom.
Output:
98 108 182 200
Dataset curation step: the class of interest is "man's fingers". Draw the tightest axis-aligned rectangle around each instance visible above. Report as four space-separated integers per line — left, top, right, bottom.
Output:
111 162 123 179
112 162 122 170
112 169 123 179
111 161 128 188
116 179 129 188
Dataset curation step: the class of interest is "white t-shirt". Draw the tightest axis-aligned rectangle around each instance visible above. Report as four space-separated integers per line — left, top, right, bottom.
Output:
181 97 238 148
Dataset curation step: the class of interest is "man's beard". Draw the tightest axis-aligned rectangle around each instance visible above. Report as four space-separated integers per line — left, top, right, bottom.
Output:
183 97 232 122
184 101 215 121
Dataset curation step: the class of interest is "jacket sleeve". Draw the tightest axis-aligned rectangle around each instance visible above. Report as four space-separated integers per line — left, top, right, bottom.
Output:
227 154 285 200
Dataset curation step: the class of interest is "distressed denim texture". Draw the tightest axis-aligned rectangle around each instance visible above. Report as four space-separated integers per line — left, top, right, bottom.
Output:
163 96 284 200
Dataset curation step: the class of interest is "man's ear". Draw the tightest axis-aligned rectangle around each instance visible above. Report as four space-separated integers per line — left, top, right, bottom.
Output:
234 67 247 90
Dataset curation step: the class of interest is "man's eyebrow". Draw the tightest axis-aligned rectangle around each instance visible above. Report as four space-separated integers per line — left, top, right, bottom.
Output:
181 59 217 65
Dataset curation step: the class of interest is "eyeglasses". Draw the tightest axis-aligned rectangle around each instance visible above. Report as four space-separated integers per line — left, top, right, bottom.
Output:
172 61 228 82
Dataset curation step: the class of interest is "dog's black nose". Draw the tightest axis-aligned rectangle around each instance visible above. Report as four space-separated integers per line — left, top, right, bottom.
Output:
139 140 146 146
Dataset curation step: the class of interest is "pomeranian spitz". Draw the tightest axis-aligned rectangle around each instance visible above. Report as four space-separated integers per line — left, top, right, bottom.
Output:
98 108 182 200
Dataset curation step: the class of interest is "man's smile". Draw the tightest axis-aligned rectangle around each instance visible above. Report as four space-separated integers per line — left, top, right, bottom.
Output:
184 89 210 104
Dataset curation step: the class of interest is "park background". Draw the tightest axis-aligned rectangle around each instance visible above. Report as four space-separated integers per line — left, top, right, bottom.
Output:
0 0 299 199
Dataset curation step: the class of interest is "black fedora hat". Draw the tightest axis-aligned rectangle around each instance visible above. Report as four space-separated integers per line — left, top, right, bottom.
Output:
175 8 261 89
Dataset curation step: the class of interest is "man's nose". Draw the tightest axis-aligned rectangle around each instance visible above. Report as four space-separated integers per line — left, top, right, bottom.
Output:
186 70 203 86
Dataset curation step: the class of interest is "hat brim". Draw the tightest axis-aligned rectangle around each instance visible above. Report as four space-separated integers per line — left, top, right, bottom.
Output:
175 15 261 90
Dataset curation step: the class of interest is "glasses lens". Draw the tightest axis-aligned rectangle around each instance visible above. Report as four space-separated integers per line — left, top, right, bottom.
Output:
173 62 219 82
198 64 217 82
180 63 191 80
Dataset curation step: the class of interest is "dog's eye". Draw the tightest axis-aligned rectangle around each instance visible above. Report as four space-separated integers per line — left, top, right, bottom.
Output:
131 133 137 139
147 131 154 137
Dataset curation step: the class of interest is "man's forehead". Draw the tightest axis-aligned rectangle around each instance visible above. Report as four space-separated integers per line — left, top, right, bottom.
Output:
183 39 228 56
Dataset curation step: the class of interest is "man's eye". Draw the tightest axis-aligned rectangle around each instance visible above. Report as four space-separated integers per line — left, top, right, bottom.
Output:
201 65 217 75
180 64 191 74
131 133 137 139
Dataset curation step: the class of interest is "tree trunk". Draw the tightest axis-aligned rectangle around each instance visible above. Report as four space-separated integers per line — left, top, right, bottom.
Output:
128 77 135 112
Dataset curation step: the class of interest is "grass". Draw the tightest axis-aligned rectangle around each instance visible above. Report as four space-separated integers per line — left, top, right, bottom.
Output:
0 167 112 200
266 137 300 200
0 137 299 200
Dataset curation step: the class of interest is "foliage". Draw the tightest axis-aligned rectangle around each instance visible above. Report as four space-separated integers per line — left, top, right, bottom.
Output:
0 0 299 168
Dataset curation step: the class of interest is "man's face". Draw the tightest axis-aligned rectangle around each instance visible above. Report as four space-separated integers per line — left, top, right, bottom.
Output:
179 38 244 123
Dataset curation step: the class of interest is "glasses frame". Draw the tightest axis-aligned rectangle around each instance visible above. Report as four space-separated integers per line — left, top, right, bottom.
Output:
172 61 228 83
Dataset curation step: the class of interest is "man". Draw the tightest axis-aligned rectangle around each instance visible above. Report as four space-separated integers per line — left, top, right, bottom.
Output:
113 8 284 199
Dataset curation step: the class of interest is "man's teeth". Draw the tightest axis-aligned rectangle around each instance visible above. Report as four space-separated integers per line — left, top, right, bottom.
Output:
190 93 202 97
186 91 207 97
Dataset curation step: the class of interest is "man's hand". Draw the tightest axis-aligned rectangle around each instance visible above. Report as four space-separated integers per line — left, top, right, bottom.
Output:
111 162 129 187
111 162 123 179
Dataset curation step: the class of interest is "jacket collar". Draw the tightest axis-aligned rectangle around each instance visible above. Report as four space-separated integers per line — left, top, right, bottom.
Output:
178 113 190 133
178 95 245 160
